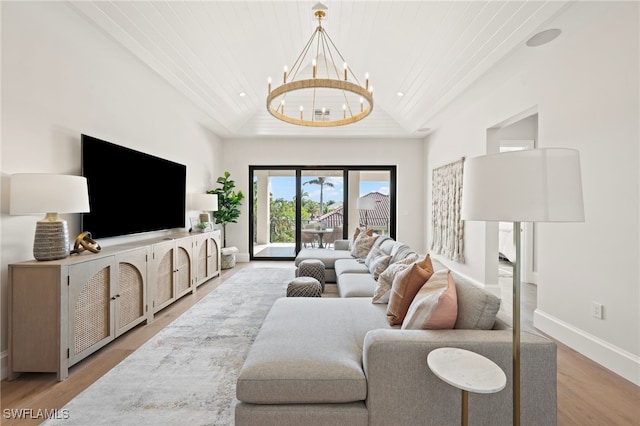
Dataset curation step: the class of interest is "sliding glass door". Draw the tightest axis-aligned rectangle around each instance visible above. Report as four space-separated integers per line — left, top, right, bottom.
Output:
250 166 396 260
301 169 344 249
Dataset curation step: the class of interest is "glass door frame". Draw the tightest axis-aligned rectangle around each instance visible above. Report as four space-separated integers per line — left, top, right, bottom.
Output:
249 165 396 261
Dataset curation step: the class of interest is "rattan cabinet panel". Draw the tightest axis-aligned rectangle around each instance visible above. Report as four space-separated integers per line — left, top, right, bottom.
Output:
150 240 175 313
149 236 194 314
115 247 149 337
68 256 115 366
175 238 193 298
193 230 221 287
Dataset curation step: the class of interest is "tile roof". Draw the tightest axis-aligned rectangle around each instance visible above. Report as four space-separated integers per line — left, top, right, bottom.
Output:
317 192 389 228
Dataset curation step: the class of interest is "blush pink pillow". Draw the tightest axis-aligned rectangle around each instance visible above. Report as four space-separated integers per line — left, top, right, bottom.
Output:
401 270 458 330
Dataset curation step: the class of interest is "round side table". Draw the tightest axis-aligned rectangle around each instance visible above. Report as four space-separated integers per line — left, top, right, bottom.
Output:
427 347 506 426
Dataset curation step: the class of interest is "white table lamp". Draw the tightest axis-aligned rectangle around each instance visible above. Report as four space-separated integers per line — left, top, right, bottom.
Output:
10 173 91 261
461 148 584 425
357 197 376 228
189 193 218 224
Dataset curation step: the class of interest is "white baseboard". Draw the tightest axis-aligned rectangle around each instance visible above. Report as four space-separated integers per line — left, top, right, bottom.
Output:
534 309 640 386
1 350 7 380
236 253 250 263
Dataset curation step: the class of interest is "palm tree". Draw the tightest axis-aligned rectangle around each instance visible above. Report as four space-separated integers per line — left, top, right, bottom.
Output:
303 177 334 216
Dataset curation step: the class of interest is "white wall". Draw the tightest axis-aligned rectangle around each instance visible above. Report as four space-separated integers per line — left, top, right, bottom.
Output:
424 1 639 384
221 137 425 260
0 2 224 377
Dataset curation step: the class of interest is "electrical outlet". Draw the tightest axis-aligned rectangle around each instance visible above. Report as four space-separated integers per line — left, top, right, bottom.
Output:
592 302 603 319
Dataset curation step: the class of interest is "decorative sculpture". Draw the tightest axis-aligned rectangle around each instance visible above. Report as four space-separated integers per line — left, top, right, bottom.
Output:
70 231 101 255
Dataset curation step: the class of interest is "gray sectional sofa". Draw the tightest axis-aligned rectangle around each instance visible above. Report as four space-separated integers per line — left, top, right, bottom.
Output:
296 236 420 297
294 239 355 283
236 236 558 425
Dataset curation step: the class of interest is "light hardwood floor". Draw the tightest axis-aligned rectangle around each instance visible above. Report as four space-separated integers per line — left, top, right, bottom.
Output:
2 261 639 425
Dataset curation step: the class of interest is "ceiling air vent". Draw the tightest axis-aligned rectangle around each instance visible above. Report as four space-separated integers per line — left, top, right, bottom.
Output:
314 109 330 117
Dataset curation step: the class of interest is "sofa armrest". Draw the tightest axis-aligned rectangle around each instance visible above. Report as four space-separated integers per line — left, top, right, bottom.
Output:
362 329 556 426
334 239 350 251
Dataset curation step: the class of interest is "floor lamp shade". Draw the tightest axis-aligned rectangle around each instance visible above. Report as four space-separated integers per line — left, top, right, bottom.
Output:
460 148 584 425
461 148 585 222
10 174 90 261
357 197 376 228
356 197 376 211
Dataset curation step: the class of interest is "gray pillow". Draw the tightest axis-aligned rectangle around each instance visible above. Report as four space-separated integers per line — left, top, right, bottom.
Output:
389 242 417 264
451 271 501 329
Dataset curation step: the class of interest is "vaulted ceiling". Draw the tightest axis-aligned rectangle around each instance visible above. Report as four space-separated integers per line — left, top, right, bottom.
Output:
69 1 570 139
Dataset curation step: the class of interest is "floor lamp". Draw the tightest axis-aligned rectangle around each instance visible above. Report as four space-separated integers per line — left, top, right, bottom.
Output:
461 148 584 425
357 197 376 229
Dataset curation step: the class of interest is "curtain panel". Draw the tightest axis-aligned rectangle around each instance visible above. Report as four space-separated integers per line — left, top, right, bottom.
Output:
430 158 465 263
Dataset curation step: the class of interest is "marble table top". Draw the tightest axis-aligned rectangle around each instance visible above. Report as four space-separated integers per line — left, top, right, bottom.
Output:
427 347 507 394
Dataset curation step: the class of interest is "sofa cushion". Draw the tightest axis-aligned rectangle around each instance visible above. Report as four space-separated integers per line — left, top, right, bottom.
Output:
335 258 369 276
387 255 434 325
372 253 419 304
402 270 458 330
295 248 354 269
236 298 392 404
338 273 378 297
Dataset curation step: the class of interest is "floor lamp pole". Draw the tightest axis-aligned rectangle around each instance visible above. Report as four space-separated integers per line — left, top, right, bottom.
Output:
513 221 522 426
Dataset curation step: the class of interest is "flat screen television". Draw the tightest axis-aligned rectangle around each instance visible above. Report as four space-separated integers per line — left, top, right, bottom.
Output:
81 134 186 239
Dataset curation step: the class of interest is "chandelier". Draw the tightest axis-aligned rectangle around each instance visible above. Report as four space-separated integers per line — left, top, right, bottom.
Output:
266 3 373 127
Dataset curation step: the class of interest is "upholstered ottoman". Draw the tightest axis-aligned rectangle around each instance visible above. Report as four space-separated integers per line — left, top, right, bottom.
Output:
286 277 322 297
297 259 326 291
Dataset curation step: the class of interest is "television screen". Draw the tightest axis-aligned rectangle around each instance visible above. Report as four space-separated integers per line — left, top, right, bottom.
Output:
81 134 186 239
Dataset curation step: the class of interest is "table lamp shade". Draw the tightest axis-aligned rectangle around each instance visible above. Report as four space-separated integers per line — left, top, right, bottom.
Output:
10 174 90 261
10 174 90 215
188 193 219 212
461 148 585 223
189 193 218 225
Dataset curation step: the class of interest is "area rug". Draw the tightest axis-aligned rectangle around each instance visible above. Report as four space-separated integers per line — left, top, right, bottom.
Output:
43 267 294 426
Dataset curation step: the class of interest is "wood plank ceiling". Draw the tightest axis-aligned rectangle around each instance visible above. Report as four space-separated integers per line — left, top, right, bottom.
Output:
69 1 570 139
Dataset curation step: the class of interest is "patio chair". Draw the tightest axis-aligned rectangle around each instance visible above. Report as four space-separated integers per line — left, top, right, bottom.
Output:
302 223 317 248
322 226 342 249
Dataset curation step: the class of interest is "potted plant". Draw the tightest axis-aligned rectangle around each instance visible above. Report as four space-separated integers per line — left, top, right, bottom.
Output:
208 171 245 248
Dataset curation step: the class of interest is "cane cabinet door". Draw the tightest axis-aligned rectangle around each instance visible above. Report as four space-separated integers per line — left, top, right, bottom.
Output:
174 237 194 298
67 256 116 366
193 230 221 287
115 247 149 336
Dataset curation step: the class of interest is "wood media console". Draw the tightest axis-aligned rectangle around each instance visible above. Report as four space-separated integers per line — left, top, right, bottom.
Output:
8 230 221 381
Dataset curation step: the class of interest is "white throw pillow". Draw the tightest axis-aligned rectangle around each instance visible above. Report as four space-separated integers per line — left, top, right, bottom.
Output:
372 253 418 304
